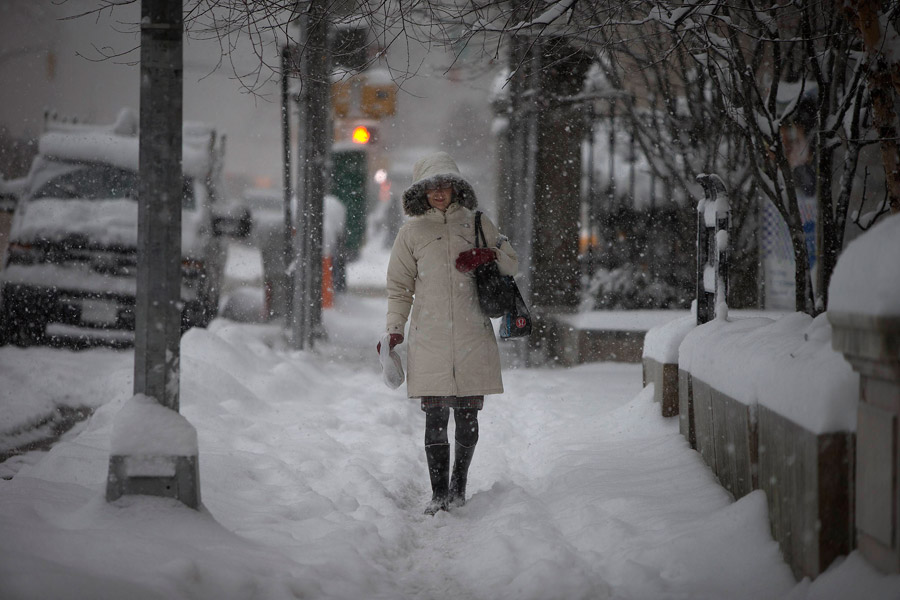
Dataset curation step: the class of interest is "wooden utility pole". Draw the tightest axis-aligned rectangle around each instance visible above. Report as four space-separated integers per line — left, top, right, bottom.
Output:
844 0 900 216
107 0 200 509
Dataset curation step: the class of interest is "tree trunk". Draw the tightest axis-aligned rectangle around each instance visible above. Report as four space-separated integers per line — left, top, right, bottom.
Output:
532 105 585 309
530 41 592 312
846 0 900 215
869 62 900 215
815 142 836 313
791 225 812 314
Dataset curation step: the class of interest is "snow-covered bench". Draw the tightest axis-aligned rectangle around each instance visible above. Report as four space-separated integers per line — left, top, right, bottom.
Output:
547 310 690 365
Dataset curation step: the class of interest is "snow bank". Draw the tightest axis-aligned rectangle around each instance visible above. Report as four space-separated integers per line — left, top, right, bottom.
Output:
829 212 900 317
0 346 131 476
110 395 198 456
786 551 900 600
679 313 858 434
2 298 898 597
0 303 796 600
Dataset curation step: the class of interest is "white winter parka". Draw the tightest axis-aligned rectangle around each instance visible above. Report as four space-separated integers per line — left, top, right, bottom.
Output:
386 153 518 398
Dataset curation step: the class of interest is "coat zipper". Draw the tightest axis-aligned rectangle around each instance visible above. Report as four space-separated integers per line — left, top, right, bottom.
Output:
444 210 457 395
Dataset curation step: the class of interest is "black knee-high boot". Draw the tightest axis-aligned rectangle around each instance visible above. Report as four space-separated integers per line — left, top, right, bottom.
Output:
449 441 475 507
424 443 450 515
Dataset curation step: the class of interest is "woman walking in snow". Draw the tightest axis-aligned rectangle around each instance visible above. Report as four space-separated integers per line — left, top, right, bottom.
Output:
380 151 518 515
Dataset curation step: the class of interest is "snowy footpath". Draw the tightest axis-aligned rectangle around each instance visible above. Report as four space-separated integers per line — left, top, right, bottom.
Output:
0 294 897 599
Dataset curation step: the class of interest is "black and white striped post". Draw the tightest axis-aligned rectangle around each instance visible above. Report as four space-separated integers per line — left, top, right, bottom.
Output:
695 174 731 325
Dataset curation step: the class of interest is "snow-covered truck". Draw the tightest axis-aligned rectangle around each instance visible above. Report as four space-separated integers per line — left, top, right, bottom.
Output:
0 108 246 346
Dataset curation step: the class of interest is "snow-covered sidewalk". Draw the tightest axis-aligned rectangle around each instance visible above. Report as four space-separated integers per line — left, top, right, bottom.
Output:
0 295 896 599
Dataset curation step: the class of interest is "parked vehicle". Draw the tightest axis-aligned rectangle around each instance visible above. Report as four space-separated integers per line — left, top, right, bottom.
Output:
0 108 248 347
0 176 26 272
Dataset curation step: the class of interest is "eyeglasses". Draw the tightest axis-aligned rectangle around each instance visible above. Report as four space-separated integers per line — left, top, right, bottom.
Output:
425 182 453 192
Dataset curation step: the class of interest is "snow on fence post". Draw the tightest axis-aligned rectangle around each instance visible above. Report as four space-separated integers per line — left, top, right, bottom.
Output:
678 313 857 580
642 316 696 418
695 174 730 325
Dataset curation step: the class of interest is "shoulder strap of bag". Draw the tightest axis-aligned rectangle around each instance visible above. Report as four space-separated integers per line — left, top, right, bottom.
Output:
474 211 488 248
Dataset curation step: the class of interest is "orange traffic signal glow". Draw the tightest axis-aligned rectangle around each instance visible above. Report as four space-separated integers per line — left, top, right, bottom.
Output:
352 126 371 144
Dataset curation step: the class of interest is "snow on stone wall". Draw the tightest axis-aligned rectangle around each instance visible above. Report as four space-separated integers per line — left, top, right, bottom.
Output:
829 212 900 317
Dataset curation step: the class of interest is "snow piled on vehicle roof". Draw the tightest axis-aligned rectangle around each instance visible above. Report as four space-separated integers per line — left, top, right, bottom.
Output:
38 110 217 180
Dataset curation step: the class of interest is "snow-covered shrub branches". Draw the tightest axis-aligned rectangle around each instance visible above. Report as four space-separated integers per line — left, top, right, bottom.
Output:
637 0 875 314
452 0 884 313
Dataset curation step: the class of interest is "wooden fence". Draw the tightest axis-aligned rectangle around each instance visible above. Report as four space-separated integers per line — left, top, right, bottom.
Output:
643 176 857 580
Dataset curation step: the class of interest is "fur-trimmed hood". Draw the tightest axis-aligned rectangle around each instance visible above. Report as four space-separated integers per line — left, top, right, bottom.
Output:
402 152 477 216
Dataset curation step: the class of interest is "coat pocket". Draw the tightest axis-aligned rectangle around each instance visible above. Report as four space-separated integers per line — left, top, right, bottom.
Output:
455 233 475 247
414 235 444 260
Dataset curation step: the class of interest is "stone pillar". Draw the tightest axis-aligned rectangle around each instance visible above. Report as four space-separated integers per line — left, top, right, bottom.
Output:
830 311 900 573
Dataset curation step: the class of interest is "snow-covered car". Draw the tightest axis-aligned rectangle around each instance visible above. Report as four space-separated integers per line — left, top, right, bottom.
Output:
0 176 26 272
0 108 246 346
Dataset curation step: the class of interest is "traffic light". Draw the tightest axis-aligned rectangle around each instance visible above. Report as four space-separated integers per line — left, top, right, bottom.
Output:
352 125 371 144
361 80 396 118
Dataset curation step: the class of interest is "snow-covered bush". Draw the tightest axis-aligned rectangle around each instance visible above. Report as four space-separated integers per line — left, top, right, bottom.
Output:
581 266 688 311
580 206 694 310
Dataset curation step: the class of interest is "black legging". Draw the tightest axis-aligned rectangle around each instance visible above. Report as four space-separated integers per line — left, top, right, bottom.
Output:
424 407 479 447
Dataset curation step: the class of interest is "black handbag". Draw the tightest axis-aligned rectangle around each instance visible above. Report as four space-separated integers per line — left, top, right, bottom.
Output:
473 212 517 318
472 213 532 338
499 284 533 339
